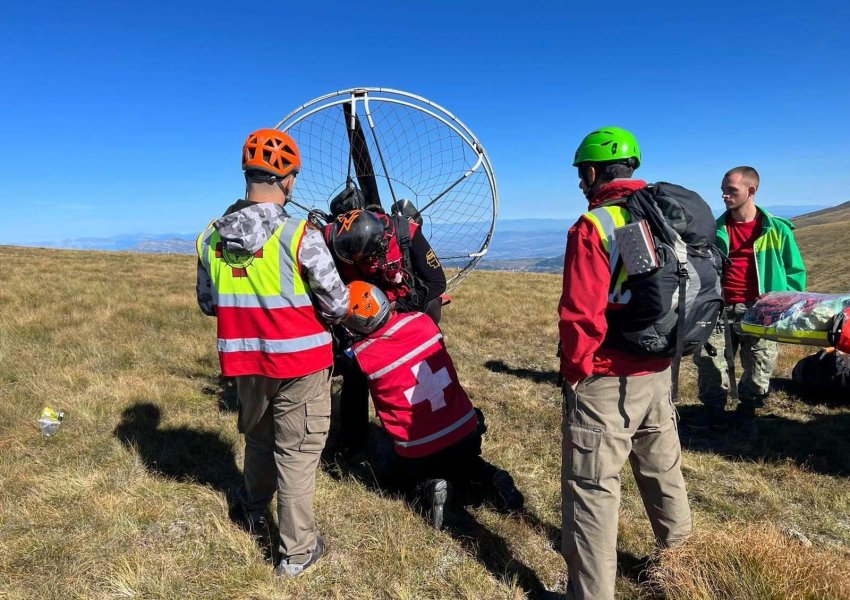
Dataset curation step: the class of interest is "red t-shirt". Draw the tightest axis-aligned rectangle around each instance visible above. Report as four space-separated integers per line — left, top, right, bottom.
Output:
724 214 762 303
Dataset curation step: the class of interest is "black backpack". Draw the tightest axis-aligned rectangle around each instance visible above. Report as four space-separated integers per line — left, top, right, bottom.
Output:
603 182 725 397
792 349 850 397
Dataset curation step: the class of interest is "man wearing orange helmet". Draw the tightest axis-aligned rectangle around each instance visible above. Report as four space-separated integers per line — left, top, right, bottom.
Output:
197 128 349 577
342 281 523 528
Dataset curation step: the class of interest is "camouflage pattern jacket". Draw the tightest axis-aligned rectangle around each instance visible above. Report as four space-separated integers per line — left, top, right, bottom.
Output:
196 200 349 323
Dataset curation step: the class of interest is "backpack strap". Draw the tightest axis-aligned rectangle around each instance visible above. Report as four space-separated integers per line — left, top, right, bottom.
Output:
392 214 425 308
723 309 739 401
393 213 412 267
671 261 688 402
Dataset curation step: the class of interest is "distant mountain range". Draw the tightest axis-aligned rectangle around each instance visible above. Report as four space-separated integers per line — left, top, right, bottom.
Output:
31 232 198 254
477 203 838 273
13 203 837 272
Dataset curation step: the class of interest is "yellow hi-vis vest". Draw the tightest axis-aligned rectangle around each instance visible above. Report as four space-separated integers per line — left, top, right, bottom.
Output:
197 218 332 378
583 204 633 305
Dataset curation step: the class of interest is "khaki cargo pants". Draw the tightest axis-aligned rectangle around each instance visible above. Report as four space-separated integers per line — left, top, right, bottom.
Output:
561 368 692 600
693 303 779 409
236 368 332 564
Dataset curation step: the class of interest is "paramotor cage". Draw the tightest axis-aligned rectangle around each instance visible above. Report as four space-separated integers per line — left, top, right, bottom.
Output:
275 87 499 291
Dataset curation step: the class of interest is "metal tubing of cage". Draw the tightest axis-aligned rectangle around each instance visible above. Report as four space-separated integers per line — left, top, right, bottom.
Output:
363 94 398 205
274 87 500 288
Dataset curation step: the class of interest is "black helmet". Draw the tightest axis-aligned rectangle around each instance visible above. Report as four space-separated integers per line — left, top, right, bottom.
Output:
329 184 365 217
390 198 423 226
331 210 388 264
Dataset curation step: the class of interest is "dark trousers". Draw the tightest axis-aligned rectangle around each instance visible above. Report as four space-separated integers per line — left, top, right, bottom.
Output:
338 359 370 451
395 419 500 494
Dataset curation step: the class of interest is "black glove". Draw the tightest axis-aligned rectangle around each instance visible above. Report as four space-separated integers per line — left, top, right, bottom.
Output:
397 295 423 313
307 209 331 228
330 186 365 216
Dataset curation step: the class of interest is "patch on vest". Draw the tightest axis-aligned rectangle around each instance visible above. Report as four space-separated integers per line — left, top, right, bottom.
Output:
426 249 440 269
216 242 261 276
404 360 451 411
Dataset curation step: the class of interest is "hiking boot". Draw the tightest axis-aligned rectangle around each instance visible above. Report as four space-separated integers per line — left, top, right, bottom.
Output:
228 496 270 537
418 478 449 529
275 535 325 577
734 402 777 421
232 509 273 555
491 469 524 512
684 405 729 432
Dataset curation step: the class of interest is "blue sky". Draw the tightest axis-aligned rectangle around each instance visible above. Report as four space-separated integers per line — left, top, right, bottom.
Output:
2 0 849 244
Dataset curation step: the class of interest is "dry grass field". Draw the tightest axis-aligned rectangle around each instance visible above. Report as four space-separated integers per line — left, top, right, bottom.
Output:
1 216 849 599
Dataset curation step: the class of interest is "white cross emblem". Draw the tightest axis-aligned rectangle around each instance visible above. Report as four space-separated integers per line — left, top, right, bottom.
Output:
403 360 452 411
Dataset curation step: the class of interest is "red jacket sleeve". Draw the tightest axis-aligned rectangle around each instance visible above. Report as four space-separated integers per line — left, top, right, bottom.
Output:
558 217 610 385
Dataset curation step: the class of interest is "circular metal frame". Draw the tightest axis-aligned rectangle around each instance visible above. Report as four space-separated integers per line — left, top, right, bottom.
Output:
276 87 499 290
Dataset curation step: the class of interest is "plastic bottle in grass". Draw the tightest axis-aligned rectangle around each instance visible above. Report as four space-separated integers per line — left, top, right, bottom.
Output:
38 407 65 437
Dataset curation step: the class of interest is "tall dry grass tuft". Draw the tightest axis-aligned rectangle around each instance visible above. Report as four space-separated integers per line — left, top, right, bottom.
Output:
646 523 850 600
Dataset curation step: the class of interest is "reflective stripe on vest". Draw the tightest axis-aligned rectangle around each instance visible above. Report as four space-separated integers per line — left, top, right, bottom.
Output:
197 218 332 378
584 205 632 305
393 408 476 450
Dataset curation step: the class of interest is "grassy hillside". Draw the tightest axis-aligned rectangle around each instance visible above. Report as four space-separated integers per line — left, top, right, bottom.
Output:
793 216 850 293
0 235 849 599
793 200 850 229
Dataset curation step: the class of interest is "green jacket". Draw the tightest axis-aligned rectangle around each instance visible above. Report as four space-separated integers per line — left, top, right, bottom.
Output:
716 206 806 294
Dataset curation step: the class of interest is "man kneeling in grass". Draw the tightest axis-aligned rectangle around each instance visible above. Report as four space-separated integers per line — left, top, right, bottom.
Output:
341 281 524 528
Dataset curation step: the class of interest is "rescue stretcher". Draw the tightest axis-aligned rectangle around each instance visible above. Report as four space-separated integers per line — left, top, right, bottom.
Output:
734 291 850 353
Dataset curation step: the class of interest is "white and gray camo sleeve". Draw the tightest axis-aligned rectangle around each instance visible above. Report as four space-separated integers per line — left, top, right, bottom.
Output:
196 259 215 316
299 227 349 324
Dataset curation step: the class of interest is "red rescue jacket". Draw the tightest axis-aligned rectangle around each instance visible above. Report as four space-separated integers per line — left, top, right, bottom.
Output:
352 312 478 458
558 179 672 385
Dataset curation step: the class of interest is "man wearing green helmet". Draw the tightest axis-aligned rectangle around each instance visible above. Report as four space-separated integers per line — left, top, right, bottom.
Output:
558 127 692 600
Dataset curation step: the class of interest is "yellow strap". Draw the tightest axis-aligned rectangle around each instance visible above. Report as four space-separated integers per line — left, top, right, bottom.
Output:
738 323 830 344
290 221 307 296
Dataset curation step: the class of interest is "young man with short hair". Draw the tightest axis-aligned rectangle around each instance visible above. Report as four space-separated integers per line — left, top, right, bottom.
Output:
693 166 806 427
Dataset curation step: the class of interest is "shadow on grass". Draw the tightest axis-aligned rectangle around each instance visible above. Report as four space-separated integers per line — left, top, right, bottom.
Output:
678 404 850 477
771 376 850 407
485 359 560 386
519 507 651 589
322 423 553 599
201 375 239 412
112 402 276 562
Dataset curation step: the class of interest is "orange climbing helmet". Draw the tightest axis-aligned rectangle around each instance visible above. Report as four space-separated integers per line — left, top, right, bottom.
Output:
345 281 392 335
242 128 301 178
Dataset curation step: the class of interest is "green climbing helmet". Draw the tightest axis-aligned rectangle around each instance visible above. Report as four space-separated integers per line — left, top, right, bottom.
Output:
573 126 641 168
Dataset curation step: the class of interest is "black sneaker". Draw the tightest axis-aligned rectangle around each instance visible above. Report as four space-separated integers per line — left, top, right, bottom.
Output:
491 469 524 512
418 478 449 529
275 534 325 577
